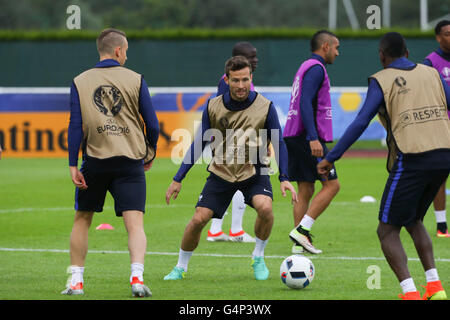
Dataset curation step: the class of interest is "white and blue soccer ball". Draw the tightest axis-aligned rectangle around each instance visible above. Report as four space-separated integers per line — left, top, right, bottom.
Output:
280 255 315 289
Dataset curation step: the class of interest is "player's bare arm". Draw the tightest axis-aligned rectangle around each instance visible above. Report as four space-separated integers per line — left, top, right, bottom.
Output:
309 140 323 157
166 180 182 204
280 181 298 203
69 166 87 190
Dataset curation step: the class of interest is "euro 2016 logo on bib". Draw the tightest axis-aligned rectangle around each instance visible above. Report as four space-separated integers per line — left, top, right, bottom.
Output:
394 76 410 95
219 117 229 129
93 85 123 117
394 76 406 88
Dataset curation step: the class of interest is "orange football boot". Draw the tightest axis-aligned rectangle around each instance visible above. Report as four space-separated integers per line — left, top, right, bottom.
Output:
422 280 447 300
398 291 422 300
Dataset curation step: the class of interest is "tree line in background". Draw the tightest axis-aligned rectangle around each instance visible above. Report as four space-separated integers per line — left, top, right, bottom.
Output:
0 0 448 30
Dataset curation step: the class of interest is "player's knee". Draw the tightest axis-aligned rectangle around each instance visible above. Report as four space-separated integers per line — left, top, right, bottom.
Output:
74 210 94 226
376 222 399 242
189 216 208 232
324 179 340 196
256 202 273 220
191 208 213 229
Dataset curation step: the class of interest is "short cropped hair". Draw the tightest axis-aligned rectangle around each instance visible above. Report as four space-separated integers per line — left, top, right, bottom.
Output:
96 28 127 55
311 30 337 52
224 55 252 77
435 20 450 35
379 32 407 58
232 42 256 57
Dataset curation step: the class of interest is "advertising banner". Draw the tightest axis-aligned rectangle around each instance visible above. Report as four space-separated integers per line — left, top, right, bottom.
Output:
0 87 385 158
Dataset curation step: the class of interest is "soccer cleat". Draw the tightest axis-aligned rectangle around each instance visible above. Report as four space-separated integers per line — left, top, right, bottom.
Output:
164 266 186 280
289 226 322 254
436 230 450 238
398 291 422 300
422 280 447 300
292 244 304 254
61 282 84 295
252 257 269 280
229 230 256 243
206 230 231 242
130 277 152 297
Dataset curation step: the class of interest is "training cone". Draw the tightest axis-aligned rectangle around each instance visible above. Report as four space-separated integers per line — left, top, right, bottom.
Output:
360 195 376 203
96 223 114 230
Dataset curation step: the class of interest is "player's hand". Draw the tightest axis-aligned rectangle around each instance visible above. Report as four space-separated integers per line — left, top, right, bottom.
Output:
166 180 182 205
317 159 333 178
267 144 272 157
280 181 298 203
309 140 323 158
69 166 87 190
144 160 153 171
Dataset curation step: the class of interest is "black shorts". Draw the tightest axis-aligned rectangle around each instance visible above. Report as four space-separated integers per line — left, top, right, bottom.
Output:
75 156 146 217
196 173 273 219
379 158 449 227
284 135 338 183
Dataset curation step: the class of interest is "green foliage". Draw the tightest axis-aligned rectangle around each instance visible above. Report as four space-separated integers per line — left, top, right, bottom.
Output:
0 0 447 31
0 28 434 41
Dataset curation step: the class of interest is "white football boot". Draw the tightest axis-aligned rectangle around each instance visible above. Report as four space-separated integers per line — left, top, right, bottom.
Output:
131 277 152 297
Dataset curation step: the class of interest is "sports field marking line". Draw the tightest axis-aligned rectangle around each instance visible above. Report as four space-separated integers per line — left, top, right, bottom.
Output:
0 247 449 263
0 204 193 214
0 201 376 214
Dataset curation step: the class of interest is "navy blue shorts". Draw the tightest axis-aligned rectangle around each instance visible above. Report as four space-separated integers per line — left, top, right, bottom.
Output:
196 173 273 219
284 135 338 183
379 158 449 227
75 156 146 217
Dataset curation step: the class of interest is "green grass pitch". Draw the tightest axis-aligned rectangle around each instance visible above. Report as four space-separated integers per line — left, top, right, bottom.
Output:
0 157 448 300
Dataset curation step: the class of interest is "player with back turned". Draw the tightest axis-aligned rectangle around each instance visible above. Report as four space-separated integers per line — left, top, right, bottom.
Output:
318 32 450 300
62 28 159 298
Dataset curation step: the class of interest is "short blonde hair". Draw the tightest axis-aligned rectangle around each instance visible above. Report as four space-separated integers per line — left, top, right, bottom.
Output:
96 28 127 55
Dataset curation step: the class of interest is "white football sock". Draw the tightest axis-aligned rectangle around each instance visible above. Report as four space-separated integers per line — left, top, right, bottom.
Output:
425 268 440 283
176 248 193 272
252 237 268 258
400 277 417 294
209 214 226 234
434 210 447 223
231 191 246 234
70 266 84 286
299 215 315 231
130 262 144 282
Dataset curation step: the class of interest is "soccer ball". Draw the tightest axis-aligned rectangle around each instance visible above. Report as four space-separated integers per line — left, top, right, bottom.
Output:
280 255 315 289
